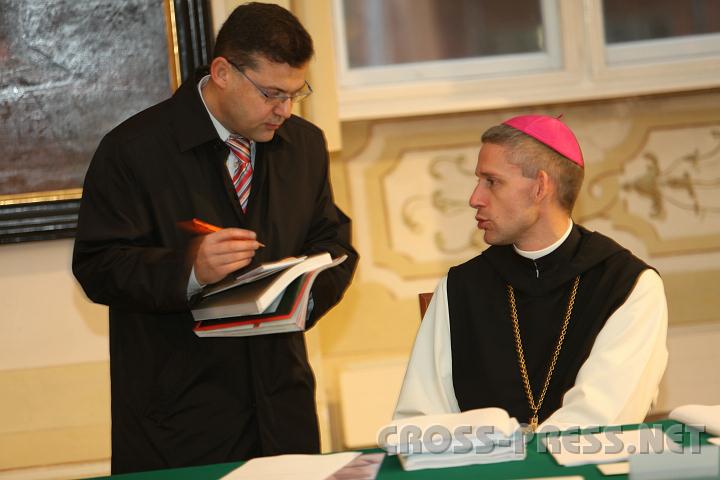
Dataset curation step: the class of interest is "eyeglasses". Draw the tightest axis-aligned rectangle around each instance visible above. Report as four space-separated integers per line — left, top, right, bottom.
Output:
225 58 313 105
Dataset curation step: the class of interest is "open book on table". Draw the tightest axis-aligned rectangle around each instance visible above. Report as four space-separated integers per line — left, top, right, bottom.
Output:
192 253 347 337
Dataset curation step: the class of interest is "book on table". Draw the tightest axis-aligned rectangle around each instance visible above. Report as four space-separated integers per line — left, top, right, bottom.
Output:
192 253 346 337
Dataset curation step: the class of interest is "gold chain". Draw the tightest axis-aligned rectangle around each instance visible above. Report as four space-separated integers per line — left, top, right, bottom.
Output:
507 275 580 432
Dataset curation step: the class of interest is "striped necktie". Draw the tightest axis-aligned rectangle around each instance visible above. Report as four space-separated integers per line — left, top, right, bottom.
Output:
226 135 253 212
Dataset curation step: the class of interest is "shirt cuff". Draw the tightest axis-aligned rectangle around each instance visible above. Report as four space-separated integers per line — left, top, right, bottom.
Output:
187 266 205 299
307 292 314 316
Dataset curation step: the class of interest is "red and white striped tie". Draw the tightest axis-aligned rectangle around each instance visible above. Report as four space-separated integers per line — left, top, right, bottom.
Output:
226 135 253 212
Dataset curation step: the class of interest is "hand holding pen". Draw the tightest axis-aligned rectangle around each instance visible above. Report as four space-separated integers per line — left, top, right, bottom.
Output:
184 218 265 285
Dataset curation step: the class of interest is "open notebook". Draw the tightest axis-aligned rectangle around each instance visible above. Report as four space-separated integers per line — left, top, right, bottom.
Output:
193 255 347 337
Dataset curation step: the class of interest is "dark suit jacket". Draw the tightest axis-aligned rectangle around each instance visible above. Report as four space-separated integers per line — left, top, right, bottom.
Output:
72 72 358 474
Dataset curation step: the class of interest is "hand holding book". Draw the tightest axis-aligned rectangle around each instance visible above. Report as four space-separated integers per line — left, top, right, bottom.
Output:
183 219 264 285
202 255 308 297
192 253 347 337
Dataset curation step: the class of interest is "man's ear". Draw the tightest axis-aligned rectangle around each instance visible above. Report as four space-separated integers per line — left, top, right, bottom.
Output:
535 170 552 202
209 57 231 89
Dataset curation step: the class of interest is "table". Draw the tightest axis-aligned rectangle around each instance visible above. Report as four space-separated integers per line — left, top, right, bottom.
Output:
90 420 715 479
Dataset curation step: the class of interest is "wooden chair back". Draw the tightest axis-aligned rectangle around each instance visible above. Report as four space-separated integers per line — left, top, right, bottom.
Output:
418 292 433 320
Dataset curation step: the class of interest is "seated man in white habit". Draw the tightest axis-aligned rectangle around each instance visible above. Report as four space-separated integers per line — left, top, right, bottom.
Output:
393 114 668 432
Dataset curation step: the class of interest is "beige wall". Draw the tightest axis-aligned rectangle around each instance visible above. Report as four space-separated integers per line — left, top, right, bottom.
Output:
0 240 110 473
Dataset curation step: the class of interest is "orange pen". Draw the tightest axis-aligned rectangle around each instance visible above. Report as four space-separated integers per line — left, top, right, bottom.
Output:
191 218 222 233
179 218 265 246
178 218 221 234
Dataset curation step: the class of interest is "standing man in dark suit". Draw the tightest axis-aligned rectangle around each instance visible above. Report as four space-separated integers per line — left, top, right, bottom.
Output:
73 2 358 474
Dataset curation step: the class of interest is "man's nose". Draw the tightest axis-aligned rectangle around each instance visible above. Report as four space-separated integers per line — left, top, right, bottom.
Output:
469 184 486 208
273 98 293 119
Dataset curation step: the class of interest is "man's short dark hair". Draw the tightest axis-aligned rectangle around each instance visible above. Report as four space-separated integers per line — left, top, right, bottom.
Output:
482 124 584 213
213 2 314 69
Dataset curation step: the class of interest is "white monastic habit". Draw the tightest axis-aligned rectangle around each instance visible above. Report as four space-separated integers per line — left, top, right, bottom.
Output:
394 221 668 431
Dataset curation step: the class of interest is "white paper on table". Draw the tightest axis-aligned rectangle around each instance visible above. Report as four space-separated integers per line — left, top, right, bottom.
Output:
669 404 720 436
597 462 630 475
221 452 361 480
544 428 678 467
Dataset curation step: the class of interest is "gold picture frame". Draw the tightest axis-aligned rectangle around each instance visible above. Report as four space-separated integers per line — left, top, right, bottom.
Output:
0 0 212 243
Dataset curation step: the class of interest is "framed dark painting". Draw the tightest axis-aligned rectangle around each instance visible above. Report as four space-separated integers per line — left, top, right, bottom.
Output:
0 0 213 243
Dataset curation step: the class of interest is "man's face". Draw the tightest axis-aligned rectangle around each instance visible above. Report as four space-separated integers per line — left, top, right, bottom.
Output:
217 56 308 142
469 143 540 247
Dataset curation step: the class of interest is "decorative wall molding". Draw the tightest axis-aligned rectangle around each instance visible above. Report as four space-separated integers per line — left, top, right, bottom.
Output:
578 110 720 256
363 132 485 278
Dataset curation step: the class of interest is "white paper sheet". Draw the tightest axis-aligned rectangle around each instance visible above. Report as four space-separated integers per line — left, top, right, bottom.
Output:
669 404 720 436
544 428 677 467
597 462 630 475
221 452 361 480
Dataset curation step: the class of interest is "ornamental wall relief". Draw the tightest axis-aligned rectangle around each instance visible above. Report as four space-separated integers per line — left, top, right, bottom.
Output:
359 135 488 280
578 118 720 256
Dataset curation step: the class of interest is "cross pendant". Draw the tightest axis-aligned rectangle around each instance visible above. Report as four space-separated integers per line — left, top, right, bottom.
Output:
529 415 539 432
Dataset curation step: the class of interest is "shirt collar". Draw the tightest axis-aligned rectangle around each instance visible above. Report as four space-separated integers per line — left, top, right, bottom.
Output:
514 219 574 260
197 75 234 143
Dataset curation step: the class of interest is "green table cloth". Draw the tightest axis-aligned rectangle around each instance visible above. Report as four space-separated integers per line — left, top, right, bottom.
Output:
90 420 714 479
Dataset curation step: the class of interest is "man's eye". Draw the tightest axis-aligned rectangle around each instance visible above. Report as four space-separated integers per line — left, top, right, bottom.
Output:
485 178 495 187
